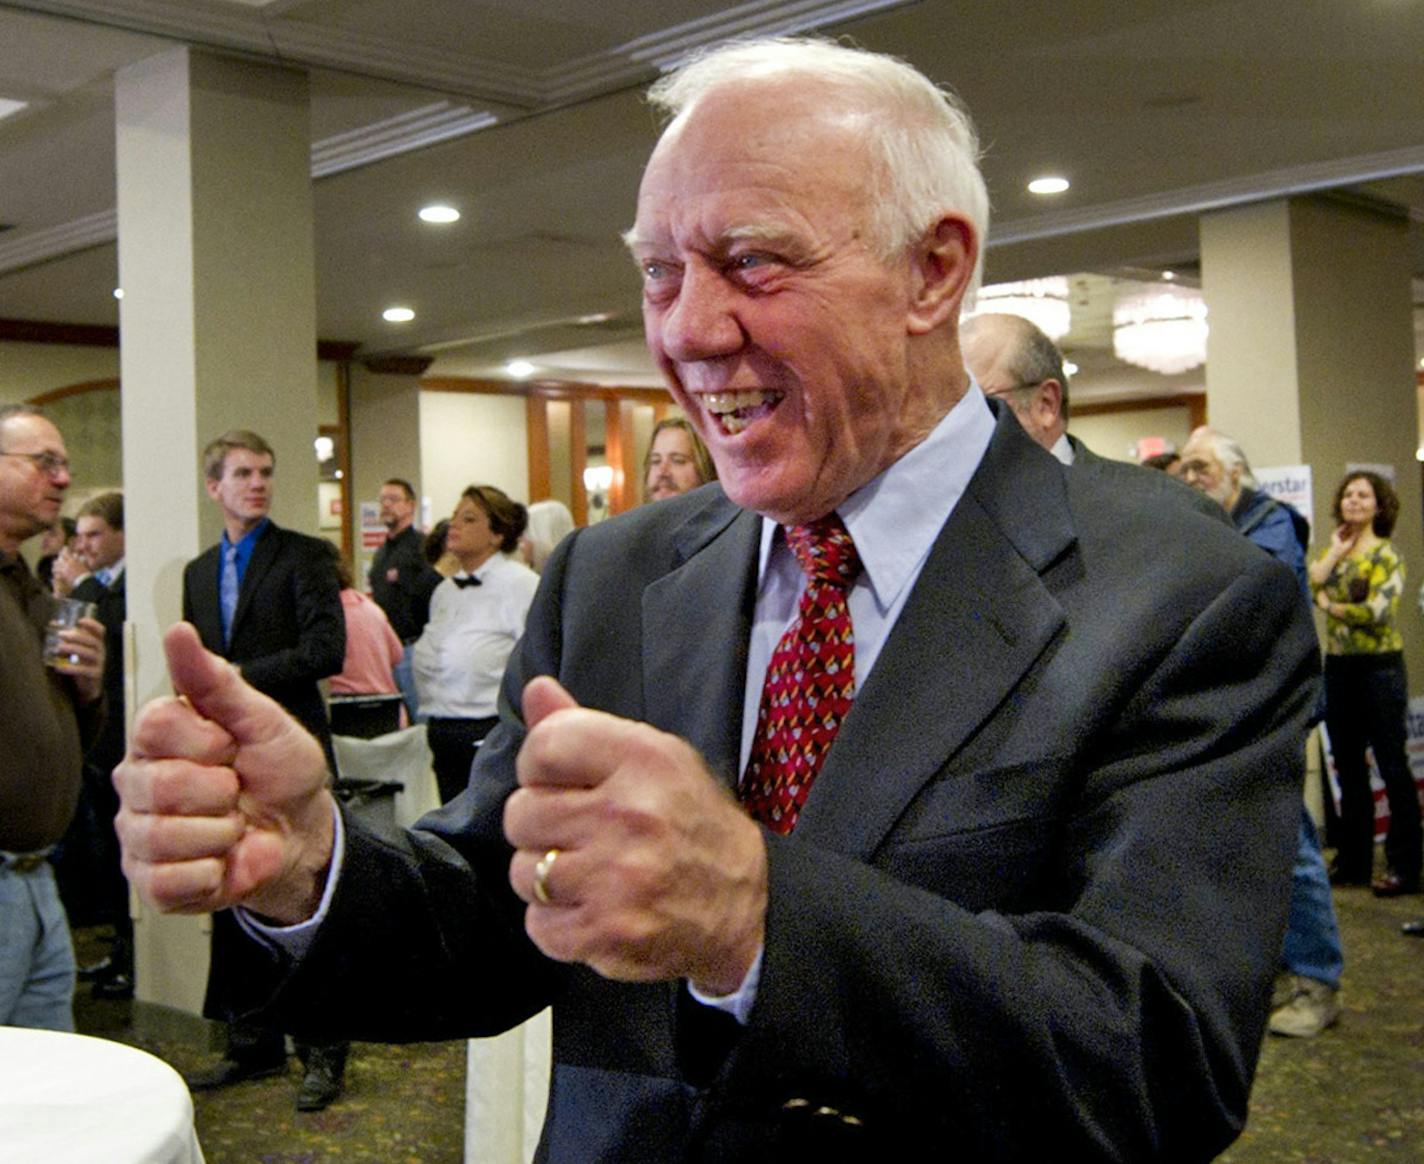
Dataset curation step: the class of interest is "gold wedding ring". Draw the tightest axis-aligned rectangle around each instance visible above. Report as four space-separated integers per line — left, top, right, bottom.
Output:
533 847 560 905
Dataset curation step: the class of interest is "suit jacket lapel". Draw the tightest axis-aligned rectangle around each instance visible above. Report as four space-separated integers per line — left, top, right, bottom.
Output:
642 497 761 789
795 412 1077 857
230 522 279 643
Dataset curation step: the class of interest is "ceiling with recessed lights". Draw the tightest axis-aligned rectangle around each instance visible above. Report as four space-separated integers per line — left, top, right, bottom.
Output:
0 0 1421 400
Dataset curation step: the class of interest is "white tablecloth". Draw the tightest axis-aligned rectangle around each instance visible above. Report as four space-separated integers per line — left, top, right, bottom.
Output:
0 1026 204 1163
465 1009 551 1164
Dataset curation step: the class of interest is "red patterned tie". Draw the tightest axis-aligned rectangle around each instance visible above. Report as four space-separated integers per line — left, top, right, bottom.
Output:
741 515 861 834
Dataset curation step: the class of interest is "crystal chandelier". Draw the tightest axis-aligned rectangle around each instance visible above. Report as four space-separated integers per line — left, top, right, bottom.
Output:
965 276 1071 340
1112 286 1209 375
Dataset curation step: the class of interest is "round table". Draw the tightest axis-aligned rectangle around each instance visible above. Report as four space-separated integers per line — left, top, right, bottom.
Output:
0 1026 205 1163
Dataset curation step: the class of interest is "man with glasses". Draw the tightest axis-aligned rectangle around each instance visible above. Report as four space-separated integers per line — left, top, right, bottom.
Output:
0 404 105 1030
964 311 1224 520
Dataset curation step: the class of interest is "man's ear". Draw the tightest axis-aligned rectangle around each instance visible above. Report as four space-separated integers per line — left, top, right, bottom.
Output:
203 476 220 501
1034 379 1065 427
907 213 977 336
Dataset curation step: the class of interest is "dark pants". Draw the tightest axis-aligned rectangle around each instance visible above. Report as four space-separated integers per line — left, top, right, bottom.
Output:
427 715 500 804
226 1021 348 1077
1325 652 1421 884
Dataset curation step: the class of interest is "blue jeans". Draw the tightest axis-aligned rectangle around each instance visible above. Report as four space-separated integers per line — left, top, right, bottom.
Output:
1281 810 1344 988
0 858 76 1030
394 642 420 721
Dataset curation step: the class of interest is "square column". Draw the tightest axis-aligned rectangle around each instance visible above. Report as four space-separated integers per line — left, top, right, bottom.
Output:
116 46 318 1013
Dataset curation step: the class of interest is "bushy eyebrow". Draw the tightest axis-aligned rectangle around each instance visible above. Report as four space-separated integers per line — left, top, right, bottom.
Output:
623 221 802 261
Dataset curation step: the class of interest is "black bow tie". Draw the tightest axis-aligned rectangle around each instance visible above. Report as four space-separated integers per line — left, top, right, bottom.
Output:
453 575 482 589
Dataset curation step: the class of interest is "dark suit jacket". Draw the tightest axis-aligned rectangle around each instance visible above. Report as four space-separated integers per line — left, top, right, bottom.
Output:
182 521 344 749
1068 434 1231 524
224 410 1318 1162
72 570 125 777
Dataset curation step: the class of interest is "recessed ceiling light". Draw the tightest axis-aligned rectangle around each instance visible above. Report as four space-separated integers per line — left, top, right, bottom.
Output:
112 288 124 300
383 306 415 323
419 204 460 224
0 97 27 124
1161 270 1176 282
1027 176 1069 195
1063 360 1079 377
506 360 536 379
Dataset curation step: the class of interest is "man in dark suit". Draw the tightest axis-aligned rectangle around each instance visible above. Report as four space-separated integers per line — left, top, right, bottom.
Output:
179 428 349 1112
64 491 134 999
962 310 1227 521
116 41 1317 1160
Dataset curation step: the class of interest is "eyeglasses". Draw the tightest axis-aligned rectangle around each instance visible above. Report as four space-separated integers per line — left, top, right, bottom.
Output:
983 380 1045 401
0 450 70 477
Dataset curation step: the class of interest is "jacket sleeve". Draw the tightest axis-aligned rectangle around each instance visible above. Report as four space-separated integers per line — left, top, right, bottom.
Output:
239 537 347 690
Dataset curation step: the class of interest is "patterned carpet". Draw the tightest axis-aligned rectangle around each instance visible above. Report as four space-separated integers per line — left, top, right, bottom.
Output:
73 880 1423 1162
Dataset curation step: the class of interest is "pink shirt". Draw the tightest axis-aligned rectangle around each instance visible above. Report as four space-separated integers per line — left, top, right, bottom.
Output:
333 589 403 701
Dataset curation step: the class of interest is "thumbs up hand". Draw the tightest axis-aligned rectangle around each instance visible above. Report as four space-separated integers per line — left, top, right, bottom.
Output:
113 622 336 924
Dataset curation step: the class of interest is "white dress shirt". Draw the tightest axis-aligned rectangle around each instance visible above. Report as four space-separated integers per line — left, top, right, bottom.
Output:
412 554 539 719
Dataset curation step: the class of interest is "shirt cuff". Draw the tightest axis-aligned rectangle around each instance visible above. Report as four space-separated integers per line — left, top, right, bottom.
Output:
686 945 764 1025
234 799 346 960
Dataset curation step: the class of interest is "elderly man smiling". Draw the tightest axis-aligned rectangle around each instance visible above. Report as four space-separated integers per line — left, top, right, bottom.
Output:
115 38 1316 1161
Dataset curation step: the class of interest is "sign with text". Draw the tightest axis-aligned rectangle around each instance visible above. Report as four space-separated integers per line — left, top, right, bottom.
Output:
1254 464 1313 536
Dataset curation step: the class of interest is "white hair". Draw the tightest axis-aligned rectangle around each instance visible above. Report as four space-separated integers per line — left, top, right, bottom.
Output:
646 37 990 299
522 499 575 574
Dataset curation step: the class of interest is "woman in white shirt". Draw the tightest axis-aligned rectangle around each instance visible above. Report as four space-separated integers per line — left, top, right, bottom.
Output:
413 485 539 802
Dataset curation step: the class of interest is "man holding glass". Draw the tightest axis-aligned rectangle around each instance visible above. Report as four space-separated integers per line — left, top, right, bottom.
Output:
0 404 104 1030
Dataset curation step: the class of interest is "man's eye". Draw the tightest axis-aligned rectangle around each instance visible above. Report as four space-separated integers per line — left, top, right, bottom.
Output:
641 260 673 281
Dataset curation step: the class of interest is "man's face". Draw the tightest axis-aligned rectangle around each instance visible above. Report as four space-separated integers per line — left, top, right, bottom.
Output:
0 415 71 551
630 84 949 525
75 515 124 571
645 427 703 501
206 447 274 531
1179 440 1237 510
379 485 415 532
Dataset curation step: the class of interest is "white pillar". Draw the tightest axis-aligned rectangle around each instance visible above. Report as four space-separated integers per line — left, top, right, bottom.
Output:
116 46 318 1014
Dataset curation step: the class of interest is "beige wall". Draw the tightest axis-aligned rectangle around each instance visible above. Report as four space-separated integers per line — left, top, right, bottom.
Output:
1071 404 1195 464
419 389 531 521
0 341 119 403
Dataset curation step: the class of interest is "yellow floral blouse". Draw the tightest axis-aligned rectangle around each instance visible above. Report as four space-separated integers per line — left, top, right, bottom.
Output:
1311 539 1405 655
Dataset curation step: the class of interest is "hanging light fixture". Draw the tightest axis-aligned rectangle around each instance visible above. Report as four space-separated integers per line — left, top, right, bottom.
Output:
965 276 1071 340
1112 286 1208 375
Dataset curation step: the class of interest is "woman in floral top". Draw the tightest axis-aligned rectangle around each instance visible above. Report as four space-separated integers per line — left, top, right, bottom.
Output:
1309 471 1419 895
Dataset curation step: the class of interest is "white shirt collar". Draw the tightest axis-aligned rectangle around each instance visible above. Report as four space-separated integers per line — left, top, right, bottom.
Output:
757 381 996 611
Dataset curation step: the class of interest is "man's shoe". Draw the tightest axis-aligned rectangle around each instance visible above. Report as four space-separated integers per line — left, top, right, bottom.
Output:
90 972 134 1001
1401 919 1424 937
1268 977 1340 1038
1270 971 1297 1011
184 1057 287 1091
295 1062 343 1112
77 955 114 982
1371 872 1419 897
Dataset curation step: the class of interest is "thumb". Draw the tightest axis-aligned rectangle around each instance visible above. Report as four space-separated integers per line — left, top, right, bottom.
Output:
522 675 579 730
165 622 286 750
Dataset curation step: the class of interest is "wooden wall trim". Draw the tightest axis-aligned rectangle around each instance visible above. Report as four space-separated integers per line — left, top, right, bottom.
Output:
569 400 588 527
526 396 551 502
0 317 358 362
28 378 120 405
1072 392 1206 419
421 375 669 403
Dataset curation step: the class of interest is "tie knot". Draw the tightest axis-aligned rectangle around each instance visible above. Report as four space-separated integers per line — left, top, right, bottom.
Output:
784 515 860 586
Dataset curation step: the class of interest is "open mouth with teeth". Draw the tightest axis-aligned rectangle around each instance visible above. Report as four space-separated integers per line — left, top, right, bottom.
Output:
703 389 785 435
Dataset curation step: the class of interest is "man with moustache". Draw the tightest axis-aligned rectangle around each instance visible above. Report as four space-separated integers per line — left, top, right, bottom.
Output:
0 405 105 1031
115 41 1316 1160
